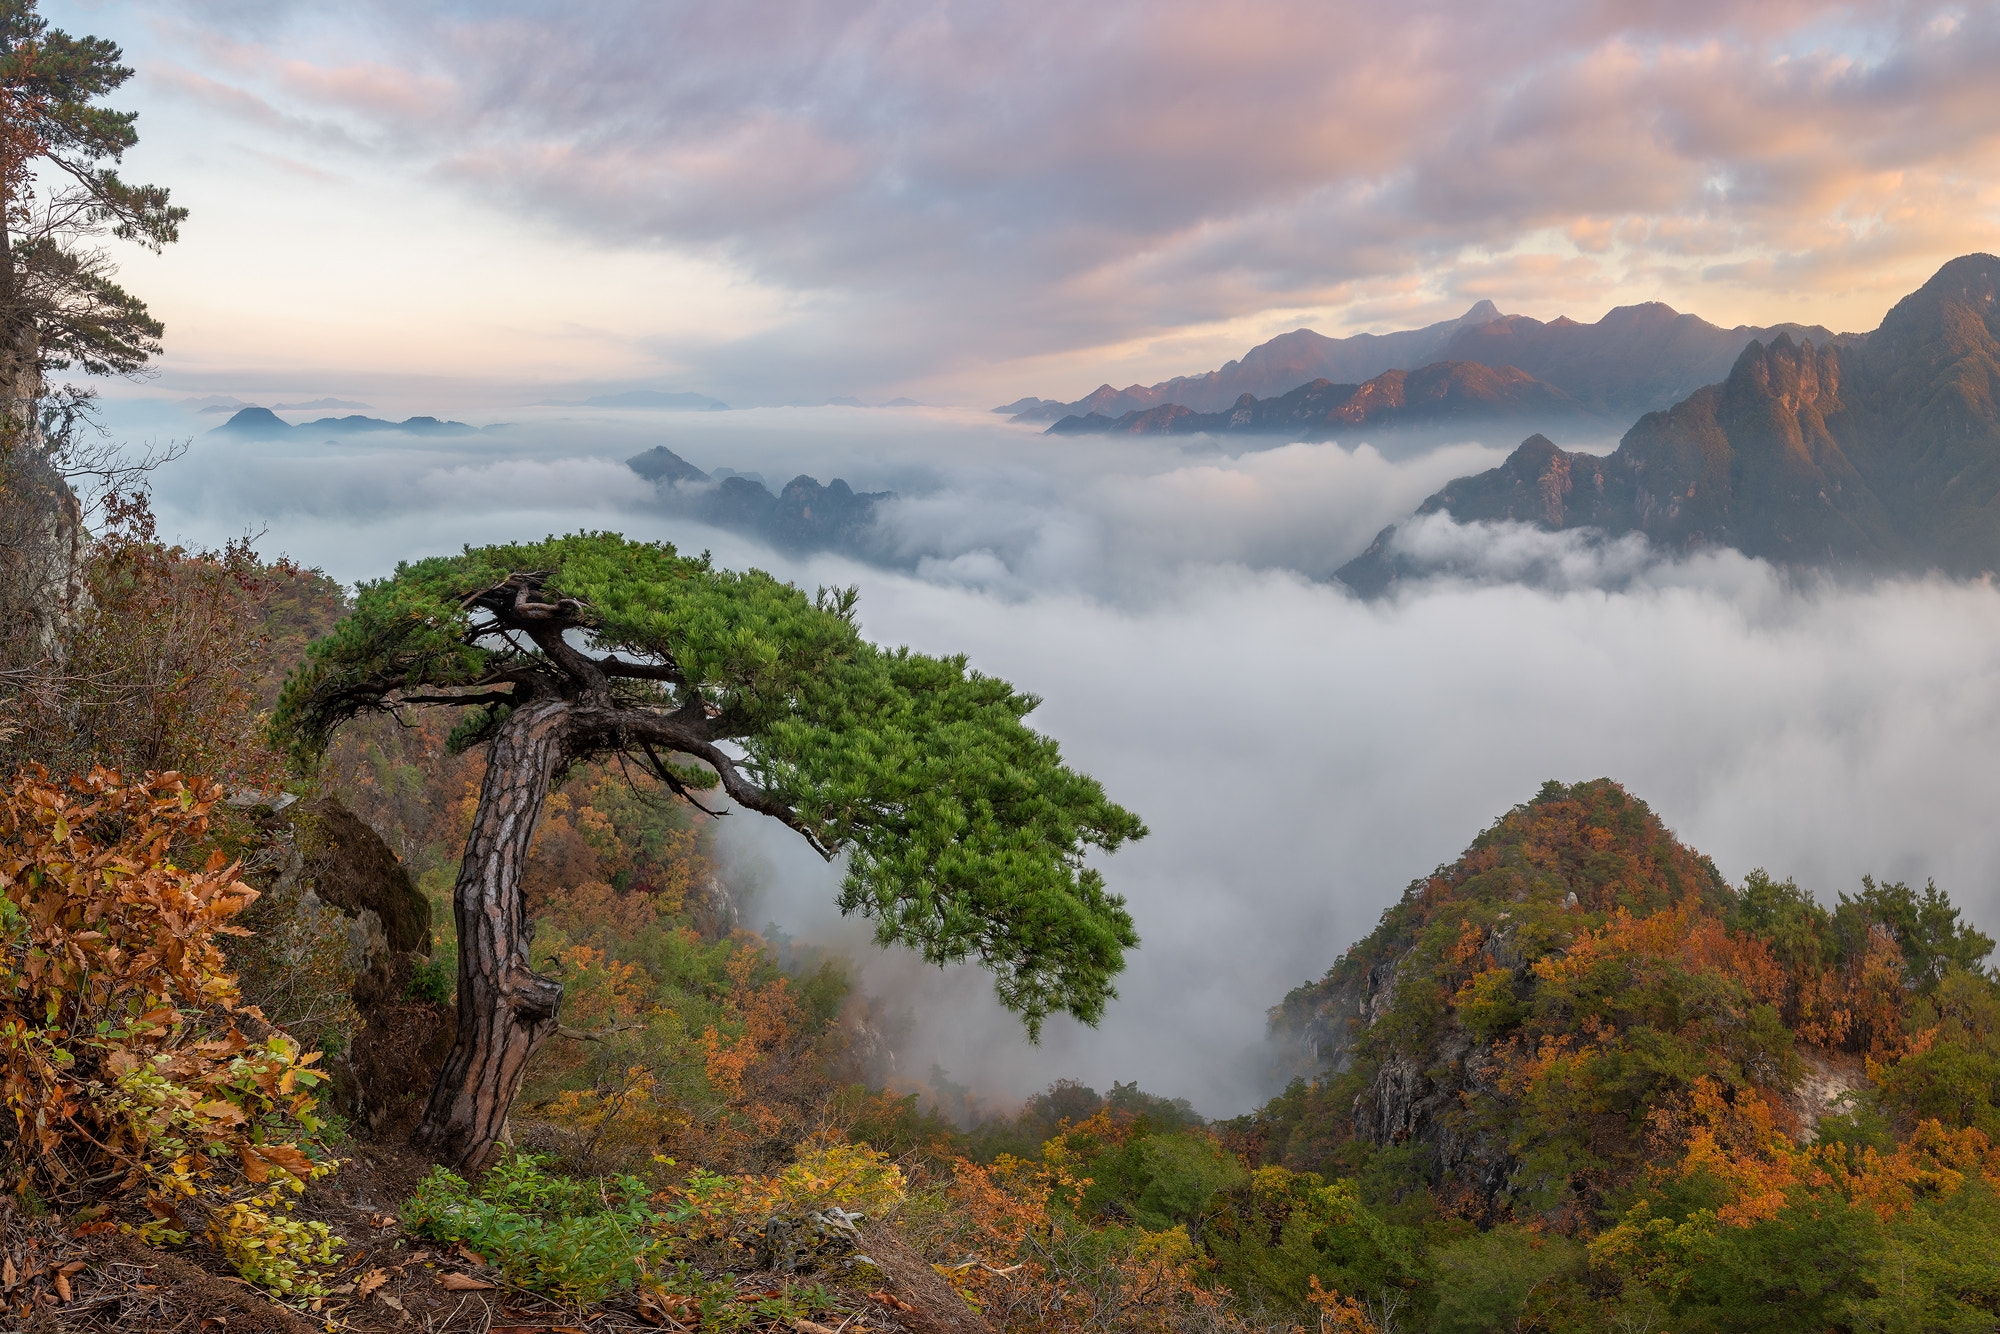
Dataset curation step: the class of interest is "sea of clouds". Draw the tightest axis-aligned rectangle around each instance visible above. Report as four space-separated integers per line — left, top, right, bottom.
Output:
112 398 2000 1117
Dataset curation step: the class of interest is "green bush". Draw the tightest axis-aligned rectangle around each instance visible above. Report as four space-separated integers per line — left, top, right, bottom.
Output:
1427 1225 1585 1334
406 952 454 1004
401 1152 673 1301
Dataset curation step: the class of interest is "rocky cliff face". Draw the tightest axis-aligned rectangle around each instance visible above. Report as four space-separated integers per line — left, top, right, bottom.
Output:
233 798 450 1136
0 444 83 662
1434 301 1842 420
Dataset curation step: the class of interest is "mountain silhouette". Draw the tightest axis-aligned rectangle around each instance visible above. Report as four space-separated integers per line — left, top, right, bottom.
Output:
1338 254 2000 594
1007 300 1836 428
1045 360 1600 440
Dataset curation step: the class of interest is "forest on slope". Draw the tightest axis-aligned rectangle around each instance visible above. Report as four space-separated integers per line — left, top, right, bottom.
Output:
4 513 1997 1332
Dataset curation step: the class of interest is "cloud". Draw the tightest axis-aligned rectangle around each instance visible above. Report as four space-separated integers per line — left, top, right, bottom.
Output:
92 0 2000 403
132 402 2000 1117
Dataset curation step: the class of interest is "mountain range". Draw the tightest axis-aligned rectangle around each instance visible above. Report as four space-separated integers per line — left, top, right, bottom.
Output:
210 406 486 438
1338 253 2000 593
1005 300 1838 428
626 445 889 555
1045 360 1603 440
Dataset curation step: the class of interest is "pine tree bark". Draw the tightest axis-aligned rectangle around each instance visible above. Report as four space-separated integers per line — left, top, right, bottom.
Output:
413 697 570 1169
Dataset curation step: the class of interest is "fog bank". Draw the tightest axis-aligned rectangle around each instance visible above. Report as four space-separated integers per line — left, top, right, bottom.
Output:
125 397 2000 1116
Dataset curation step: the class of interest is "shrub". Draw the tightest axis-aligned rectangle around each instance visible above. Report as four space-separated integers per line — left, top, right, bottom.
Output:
0 767 341 1296
675 1139 906 1248
402 1151 668 1302
901 1151 1227 1334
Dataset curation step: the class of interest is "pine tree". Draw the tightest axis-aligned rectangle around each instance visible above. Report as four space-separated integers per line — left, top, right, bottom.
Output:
0 0 184 449
273 533 1146 1167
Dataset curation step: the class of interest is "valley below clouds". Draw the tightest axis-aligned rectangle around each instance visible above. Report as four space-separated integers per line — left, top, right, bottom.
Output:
135 400 2000 1115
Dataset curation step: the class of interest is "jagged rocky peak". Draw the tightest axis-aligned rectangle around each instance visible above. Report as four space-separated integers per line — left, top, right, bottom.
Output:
1724 331 1841 413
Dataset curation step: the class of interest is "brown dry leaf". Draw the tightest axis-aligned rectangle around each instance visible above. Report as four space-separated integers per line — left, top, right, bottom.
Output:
790 1320 840 1334
236 1143 270 1183
869 1290 918 1313
357 1268 389 1298
439 1272 497 1291
454 1242 488 1266
2 1256 15 1289
53 1273 72 1303
57 1262 85 1278
255 1144 314 1179
378 1293 406 1312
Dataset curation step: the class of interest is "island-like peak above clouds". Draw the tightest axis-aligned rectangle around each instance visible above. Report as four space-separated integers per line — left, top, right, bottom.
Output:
625 445 890 557
1339 253 2000 594
1007 298 1838 428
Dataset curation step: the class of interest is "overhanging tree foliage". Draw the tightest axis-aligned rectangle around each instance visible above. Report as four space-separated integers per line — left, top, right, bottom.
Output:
272 532 1146 1168
1 0 184 448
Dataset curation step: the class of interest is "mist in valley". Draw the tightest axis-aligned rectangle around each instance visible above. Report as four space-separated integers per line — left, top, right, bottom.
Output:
118 395 2000 1118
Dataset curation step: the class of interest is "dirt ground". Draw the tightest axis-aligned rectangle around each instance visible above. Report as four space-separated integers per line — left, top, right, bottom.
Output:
0 1137 983 1334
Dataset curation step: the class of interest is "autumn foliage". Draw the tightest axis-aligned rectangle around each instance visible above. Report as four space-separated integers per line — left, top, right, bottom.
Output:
0 767 339 1295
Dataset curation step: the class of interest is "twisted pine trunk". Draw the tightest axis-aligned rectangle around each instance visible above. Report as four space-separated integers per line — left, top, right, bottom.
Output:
414 698 569 1169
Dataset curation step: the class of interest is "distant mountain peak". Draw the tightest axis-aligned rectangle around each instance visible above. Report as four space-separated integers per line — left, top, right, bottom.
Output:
208 406 480 439
1004 294 1833 428
1338 253 2000 593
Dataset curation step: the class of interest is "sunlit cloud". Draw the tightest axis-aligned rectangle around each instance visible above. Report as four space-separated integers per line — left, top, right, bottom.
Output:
32 0 1993 407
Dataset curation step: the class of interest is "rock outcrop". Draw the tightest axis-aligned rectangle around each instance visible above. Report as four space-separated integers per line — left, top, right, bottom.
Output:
234 797 452 1137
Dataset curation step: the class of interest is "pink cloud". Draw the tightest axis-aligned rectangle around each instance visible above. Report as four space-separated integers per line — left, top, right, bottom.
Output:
132 0 2000 396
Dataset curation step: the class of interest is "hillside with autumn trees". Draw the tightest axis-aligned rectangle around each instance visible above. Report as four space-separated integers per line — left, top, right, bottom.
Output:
6 513 1998 1334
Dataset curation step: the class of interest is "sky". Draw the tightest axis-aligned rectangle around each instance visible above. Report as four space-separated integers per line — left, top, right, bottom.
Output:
30 1 2000 1116
41 0 2000 410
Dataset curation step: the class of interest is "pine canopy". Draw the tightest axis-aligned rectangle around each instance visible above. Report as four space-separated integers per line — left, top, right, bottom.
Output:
272 532 1146 1032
